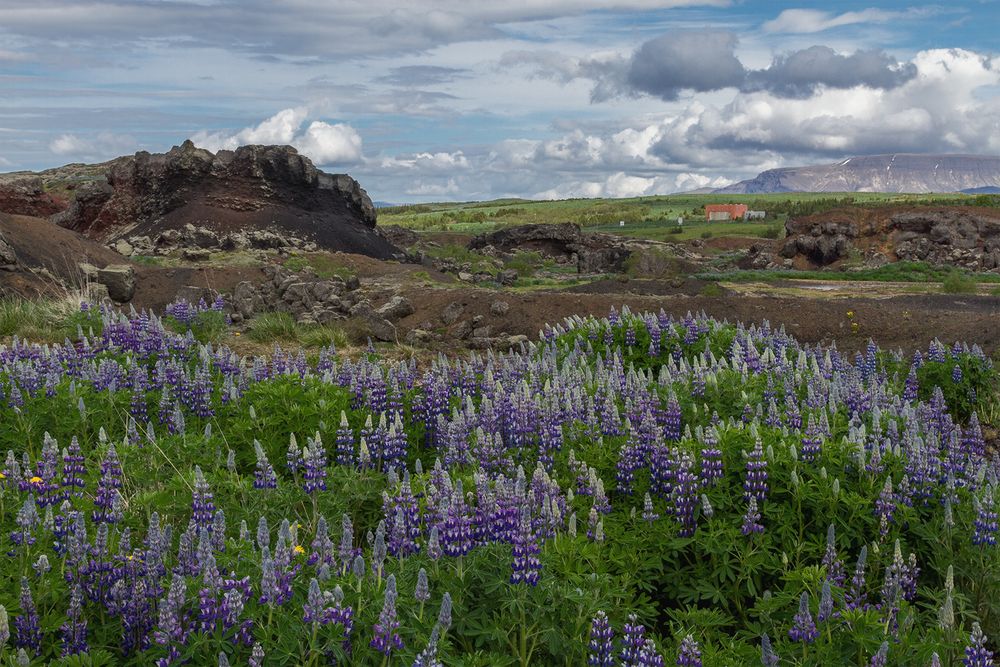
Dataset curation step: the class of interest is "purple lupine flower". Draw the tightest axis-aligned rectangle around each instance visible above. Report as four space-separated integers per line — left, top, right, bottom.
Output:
415 568 430 604
963 622 993 667
972 492 998 548
437 592 452 633
253 441 277 490
788 592 817 644
818 580 834 623
761 633 779 667
249 642 265 667
875 477 895 538
743 441 768 503
620 614 647 667
191 466 215 529
60 584 88 656
671 453 700 537
870 641 888 667
642 493 659 522
510 509 542 586
676 634 701 667
92 445 123 524
801 416 823 463
336 411 354 466
13 578 40 653
741 497 764 536
303 579 325 624
303 435 328 494
371 574 404 656
663 396 682 441
821 524 845 587
929 653 941 667
952 365 963 384
638 639 665 667
845 546 868 610
587 611 614 667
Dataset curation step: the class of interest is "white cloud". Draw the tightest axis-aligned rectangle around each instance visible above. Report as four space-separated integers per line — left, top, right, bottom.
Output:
404 178 461 196
190 108 363 165
379 151 470 171
48 132 137 159
534 172 678 199
49 134 92 156
762 8 903 34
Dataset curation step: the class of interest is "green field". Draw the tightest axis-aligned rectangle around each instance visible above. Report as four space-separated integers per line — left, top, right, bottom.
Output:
379 192 989 237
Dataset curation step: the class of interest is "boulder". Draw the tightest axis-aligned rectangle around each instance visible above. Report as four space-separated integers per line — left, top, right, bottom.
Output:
350 302 396 342
182 248 212 262
0 233 17 269
441 302 464 325
452 320 474 340
114 239 135 256
405 329 433 345
490 299 510 316
496 269 518 286
96 265 136 302
377 295 415 321
232 281 264 319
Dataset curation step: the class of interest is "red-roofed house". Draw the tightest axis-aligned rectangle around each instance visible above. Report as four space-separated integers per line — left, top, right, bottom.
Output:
705 204 748 221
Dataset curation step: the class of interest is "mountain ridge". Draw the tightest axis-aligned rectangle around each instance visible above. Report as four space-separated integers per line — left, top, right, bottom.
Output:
715 153 1000 194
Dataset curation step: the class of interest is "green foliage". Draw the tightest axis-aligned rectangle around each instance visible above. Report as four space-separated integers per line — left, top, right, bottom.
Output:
942 269 978 294
248 311 299 342
163 309 229 344
700 282 724 297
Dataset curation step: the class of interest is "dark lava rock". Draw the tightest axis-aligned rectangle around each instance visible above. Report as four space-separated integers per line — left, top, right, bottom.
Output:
53 140 397 259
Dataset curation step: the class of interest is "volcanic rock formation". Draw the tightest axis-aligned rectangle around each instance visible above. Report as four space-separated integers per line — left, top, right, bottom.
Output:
53 141 397 259
776 206 1000 270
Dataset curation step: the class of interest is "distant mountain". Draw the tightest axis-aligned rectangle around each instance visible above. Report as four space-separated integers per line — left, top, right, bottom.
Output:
714 154 1000 194
961 186 1000 195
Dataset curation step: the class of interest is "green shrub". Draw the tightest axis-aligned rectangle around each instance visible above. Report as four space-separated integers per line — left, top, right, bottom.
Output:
942 270 977 294
700 230 713 239
248 311 299 342
700 282 724 297
298 324 348 349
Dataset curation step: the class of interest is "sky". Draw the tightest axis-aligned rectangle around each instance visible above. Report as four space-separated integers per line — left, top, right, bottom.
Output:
1 1 999 203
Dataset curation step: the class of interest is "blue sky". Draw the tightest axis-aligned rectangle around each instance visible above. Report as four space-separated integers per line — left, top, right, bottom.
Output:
1 0 998 202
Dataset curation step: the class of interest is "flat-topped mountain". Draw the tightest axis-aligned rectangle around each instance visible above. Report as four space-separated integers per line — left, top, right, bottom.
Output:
716 154 1000 194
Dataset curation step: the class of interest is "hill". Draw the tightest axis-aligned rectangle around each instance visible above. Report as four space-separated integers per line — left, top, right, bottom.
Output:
716 153 1000 194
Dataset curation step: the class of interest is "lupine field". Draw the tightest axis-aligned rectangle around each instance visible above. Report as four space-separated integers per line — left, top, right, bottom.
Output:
0 301 998 666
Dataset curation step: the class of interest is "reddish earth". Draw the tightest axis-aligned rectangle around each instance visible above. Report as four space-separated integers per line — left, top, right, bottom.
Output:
396 283 1000 357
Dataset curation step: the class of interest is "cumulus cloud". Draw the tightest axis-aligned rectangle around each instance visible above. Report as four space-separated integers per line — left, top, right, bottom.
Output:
190 108 363 165
626 32 745 100
744 46 917 98
505 32 918 102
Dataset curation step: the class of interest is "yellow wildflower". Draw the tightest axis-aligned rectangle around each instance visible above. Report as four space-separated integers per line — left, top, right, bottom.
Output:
293 545 306 555
29 476 43 484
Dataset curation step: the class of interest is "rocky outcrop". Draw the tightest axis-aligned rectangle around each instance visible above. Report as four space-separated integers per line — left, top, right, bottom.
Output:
230 265 361 326
0 232 17 270
0 177 67 217
95 265 136 302
53 140 397 259
778 206 1000 270
468 223 633 274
